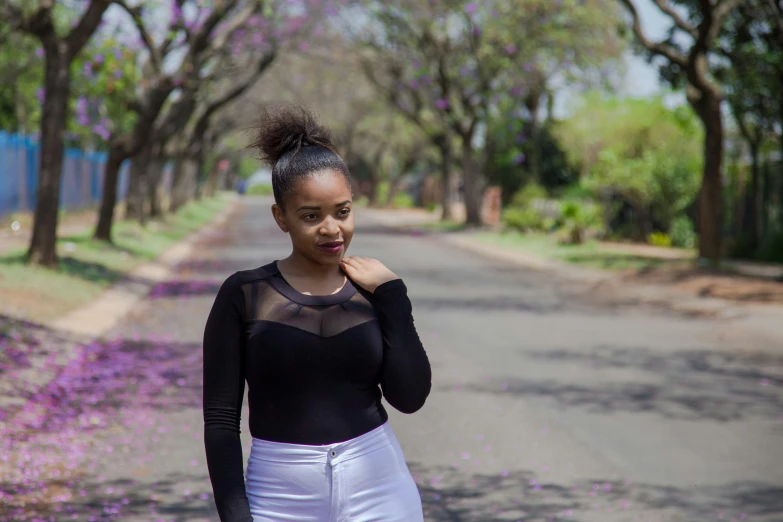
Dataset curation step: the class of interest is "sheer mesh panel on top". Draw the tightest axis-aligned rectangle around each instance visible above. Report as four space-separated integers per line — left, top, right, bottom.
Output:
242 277 377 338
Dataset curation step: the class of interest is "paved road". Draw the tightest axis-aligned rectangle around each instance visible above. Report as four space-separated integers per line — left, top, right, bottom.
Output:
62 196 782 522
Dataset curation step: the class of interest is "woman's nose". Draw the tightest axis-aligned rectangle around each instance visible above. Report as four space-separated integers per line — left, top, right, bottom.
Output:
319 217 340 236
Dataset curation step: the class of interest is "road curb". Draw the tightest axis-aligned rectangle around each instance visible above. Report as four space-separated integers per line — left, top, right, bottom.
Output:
360 209 748 319
49 198 237 337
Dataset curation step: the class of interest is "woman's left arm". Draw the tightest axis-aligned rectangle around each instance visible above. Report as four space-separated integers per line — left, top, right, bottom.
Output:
372 278 432 413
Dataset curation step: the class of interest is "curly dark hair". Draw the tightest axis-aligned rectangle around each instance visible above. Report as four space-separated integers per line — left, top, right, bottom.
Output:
247 103 351 209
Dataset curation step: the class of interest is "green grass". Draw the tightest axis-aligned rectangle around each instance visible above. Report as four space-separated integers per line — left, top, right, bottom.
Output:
246 183 274 196
470 230 690 271
0 192 235 322
411 220 467 233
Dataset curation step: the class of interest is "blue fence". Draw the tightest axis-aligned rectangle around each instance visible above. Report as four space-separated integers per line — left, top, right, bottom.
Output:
0 131 166 220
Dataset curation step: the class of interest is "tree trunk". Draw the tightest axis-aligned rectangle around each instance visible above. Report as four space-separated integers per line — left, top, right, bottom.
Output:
128 139 154 225
693 94 725 264
748 141 762 249
26 54 70 268
385 174 404 207
461 137 482 226
94 150 125 242
125 166 141 219
436 138 454 221
525 90 542 185
192 146 206 202
169 157 188 213
148 158 165 218
367 147 385 207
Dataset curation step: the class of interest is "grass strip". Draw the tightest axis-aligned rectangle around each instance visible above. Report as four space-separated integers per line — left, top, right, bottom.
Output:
0 192 234 323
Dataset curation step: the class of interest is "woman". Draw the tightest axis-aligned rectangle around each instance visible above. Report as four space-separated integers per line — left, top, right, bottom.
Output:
202 104 432 522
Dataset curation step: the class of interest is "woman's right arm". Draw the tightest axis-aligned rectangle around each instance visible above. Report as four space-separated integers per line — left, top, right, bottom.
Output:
203 274 253 522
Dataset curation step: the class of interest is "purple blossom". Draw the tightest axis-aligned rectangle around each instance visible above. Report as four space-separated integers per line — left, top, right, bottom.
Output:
299 42 310 52
114 48 124 60
464 2 478 14
171 3 183 23
515 133 527 144
94 53 104 64
505 44 517 55
513 152 526 165
83 62 93 75
114 69 123 79
511 86 523 96
36 88 45 104
434 98 449 110
35 47 44 58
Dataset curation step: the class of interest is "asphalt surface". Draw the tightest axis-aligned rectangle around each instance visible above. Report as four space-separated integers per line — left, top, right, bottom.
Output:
62 196 783 522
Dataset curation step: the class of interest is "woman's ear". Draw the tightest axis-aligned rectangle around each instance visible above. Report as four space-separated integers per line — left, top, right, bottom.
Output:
271 204 289 233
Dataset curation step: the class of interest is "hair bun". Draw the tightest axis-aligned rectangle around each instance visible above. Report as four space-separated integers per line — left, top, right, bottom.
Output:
249 103 337 166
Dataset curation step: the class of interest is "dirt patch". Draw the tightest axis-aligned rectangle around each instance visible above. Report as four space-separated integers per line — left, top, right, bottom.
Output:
619 266 783 304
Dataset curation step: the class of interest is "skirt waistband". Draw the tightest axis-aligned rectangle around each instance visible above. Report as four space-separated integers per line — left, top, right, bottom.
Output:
249 421 396 465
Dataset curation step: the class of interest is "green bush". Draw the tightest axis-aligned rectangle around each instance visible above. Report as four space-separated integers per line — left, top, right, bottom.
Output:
755 229 783 262
559 182 595 201
557 200 605 244
669 215 696 248
647 232 672 247
503 207 545 233
510 183 548 207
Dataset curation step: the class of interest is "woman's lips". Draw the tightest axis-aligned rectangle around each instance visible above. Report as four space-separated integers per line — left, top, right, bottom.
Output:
317 242 343 254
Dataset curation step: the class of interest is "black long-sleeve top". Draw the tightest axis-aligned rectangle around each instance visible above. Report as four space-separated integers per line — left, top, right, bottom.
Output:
202 261 432 522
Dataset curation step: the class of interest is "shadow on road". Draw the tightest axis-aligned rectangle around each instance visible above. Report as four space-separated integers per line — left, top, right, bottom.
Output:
409 462 783 521
463 344 783 422
0 471 218 522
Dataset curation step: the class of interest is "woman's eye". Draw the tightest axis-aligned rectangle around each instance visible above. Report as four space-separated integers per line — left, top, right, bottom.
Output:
303 214 318 220
338 208 351 216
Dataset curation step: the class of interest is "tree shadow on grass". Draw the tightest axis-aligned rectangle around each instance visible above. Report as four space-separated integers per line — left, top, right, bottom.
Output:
559 253 676 271
465 344 783 422
0 252 127 286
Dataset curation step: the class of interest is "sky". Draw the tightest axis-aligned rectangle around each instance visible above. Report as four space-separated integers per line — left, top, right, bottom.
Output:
616 0 675 98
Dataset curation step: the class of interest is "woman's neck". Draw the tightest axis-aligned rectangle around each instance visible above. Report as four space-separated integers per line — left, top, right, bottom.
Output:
278 252 342 281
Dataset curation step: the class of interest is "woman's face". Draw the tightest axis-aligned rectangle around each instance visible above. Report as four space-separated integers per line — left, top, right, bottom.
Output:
272 169 354 266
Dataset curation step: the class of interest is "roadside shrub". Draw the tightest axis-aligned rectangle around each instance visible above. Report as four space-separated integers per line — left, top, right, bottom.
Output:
669 215 696 248
557 200 605 245
503 207 545 233
647 232 672 247
510 183 548 207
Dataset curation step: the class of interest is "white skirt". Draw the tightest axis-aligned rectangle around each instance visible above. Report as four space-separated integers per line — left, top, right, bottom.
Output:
245 421 424 522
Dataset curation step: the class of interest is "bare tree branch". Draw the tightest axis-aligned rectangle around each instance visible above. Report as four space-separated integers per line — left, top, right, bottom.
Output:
651 0 697 37
617 0 688 66
709 0 749 46
65 0 113 61
188 48 277 148
113 0 162 72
